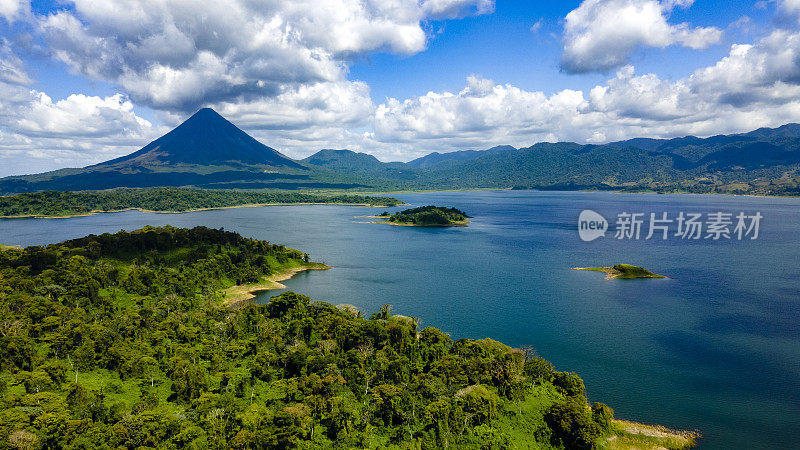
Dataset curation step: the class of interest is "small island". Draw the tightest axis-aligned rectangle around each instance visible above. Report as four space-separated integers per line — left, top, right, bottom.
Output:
572 264 668 280
371 205 471 226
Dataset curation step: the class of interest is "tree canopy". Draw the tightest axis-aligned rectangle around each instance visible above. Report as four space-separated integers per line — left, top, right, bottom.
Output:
0 227 696 449
0 188 402 217
386 206 470 226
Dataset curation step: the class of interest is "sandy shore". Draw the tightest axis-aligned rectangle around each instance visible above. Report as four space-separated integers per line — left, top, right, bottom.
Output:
222 263 331 308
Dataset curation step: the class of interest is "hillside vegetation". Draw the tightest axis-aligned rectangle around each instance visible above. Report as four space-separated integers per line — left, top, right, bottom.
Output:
0 227 695 449
2 108 800 196
0 188 401 217
382 206 470 226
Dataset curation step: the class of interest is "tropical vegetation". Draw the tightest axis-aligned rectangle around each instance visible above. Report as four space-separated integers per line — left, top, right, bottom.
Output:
382 206 470 226
0 226 695 449
0 188 401 218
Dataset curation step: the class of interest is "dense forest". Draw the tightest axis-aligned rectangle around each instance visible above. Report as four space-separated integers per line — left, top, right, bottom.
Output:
0 226 696 449
383 206 470 226
0 188 402 218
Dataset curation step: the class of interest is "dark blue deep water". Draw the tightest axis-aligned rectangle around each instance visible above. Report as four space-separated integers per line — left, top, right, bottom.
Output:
1 190 798 449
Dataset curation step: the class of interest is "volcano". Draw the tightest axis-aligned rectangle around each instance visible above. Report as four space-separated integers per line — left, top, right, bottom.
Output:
98 108 304 169
0 108 321 193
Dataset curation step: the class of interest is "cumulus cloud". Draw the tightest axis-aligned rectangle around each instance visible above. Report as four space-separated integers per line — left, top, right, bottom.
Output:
6 0 800 171
374 76 588 145
36 0 493 111
561 0 722 73
369 28 800 156
778 0 800 22
0 80 163 176
213 81 375 131
0 0 29 22
691 30 800 107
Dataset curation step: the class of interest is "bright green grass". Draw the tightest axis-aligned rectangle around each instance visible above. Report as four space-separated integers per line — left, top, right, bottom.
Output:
575 264 667 279
603 422 698 449
611 264 667 279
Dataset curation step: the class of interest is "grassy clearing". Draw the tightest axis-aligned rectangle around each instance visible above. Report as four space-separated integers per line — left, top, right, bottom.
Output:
604 419 699 449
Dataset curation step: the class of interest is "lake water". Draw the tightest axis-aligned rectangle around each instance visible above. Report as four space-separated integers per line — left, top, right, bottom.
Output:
1 190 798 449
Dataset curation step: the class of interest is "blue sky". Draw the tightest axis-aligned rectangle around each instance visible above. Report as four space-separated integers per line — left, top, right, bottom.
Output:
1 0 799 175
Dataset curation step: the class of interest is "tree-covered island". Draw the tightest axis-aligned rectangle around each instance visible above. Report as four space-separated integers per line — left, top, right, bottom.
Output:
572 264 668 280
0 227 696 448
373 205 471 227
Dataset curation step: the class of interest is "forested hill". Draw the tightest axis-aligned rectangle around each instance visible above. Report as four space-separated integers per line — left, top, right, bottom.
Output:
0 227 697 448
278 124 800 196
4 107 800 196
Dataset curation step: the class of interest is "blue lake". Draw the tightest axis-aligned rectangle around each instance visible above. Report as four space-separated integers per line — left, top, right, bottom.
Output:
1 190 798 449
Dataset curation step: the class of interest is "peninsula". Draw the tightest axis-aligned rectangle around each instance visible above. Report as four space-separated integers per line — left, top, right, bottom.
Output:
0 226 694 448
0 187 402 218
573 264 668 280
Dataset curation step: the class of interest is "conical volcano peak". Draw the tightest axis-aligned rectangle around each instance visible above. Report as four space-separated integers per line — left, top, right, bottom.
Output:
185 107 225 122
100 108 304 169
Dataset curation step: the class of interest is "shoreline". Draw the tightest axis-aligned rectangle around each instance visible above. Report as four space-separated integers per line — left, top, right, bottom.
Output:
357 215 470 227
222 263 331 308
572 266 669 280
361 186 800 199
609 419 700 448
0 201 409 220
2 187 798 221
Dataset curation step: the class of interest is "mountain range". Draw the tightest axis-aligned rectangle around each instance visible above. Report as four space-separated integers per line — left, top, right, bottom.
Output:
2 108 800 196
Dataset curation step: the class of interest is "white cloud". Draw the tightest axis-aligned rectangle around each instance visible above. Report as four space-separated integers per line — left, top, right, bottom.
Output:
691 30 800 106
374 76 588 145
213 81 375 131
15 92 154 138
0 41 30 85
369 29 800 157
0 0 29 22
36 0 493 111
561 0 722 73
779 0 800 21
0 80 164 176
6 0 800 171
